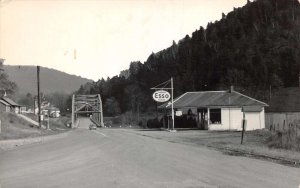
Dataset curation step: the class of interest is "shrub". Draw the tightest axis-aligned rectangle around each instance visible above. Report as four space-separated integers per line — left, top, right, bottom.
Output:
146 118 162 128
267 124 300 151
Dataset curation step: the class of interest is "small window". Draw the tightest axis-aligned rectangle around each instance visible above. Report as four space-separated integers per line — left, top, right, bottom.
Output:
210 109 221 124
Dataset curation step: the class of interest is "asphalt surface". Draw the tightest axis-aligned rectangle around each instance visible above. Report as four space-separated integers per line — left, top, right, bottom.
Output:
0 118 299 188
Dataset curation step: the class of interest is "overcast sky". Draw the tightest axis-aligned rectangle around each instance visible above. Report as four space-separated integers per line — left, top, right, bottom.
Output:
0 0 247 81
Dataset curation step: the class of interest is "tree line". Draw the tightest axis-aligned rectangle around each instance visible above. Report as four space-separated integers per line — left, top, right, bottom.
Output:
75 0 300 116
0 59 17 97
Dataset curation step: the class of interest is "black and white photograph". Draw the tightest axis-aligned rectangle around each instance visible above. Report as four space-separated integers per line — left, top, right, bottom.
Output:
0 0 300 187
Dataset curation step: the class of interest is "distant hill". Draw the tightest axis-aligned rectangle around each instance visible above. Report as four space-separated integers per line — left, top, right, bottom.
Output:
3 65 92 95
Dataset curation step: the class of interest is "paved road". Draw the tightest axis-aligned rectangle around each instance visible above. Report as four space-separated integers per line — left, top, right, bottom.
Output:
0 118 299 188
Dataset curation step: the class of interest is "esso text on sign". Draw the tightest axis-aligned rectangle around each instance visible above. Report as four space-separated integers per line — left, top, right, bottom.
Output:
152 90 171 102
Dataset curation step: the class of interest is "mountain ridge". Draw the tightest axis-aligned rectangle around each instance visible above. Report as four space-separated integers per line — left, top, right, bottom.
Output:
4 65 92 95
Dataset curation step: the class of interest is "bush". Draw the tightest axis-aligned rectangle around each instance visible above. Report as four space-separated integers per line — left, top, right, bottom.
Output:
267 125 300 151
103 112 157 128
146 118 162 128
175 115 197 128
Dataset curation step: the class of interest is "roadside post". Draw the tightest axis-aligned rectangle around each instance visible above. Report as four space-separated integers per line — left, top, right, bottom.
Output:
47 111 50 130
40 114 44 128
241 107 247 144
0 119 1 134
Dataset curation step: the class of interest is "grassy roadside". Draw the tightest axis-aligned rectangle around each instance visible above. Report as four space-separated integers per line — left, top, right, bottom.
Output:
134 129 300 167
0 112 41 140
0 112 71 140
203 130 300 167
22 113 71 130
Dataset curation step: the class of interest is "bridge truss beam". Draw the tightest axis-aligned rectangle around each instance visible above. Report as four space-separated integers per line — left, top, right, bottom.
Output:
71 94 104 128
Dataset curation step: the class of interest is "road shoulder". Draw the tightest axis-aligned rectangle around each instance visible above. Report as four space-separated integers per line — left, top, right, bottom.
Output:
0 131 70 151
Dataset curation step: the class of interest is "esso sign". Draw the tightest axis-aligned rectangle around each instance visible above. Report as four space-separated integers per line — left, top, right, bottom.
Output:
152 90 171 102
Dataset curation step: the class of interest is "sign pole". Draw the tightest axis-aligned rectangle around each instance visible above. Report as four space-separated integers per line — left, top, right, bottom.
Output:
150 77 175 132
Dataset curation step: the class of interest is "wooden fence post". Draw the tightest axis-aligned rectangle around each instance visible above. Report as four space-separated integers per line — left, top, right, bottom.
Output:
241 109 246 145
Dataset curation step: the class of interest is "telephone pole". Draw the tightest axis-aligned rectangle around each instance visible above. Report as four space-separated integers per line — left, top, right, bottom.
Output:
171 77 174 130
37 66 41 128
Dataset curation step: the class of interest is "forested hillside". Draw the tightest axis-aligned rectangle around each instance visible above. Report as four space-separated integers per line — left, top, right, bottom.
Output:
4 65 92 95
77 0 300 116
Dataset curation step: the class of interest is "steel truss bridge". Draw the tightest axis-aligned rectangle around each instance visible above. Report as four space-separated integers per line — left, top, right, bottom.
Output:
71 94 104 128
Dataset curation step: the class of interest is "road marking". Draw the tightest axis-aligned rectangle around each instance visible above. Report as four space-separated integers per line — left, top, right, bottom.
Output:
93 130 107 137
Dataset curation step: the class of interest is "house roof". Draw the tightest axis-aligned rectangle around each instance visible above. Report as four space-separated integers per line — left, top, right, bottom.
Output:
1 97 21 106
0 99 10 106
159 90 268 109
266 87 300 112
242 106 263 112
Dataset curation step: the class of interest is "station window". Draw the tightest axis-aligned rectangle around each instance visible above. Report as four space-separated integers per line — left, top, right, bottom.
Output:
210 109 221 124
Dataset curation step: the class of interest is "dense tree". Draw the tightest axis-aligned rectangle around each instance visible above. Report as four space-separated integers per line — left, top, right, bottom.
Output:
0 59 17 96
18 93 34 108
76 0 300 115
45 92 71 113
104 97 121 116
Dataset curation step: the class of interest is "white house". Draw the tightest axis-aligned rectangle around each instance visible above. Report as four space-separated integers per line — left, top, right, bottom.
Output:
0 95 22 114
160 87 268 131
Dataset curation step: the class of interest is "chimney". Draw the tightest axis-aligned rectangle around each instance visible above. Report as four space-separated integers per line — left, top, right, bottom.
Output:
229 85 234 93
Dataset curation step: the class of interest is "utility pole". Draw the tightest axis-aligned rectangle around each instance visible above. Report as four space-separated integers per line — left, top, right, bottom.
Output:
269 85 272 102
292 0 295 21
37 66 41 128
171 77 174 130
137 102 140 125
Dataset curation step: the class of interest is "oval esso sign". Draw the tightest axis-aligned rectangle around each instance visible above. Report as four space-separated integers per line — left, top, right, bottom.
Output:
152 90 171 102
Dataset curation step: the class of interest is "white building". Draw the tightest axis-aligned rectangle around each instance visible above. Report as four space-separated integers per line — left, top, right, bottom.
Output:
160 87 268 131
0 95 22 114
